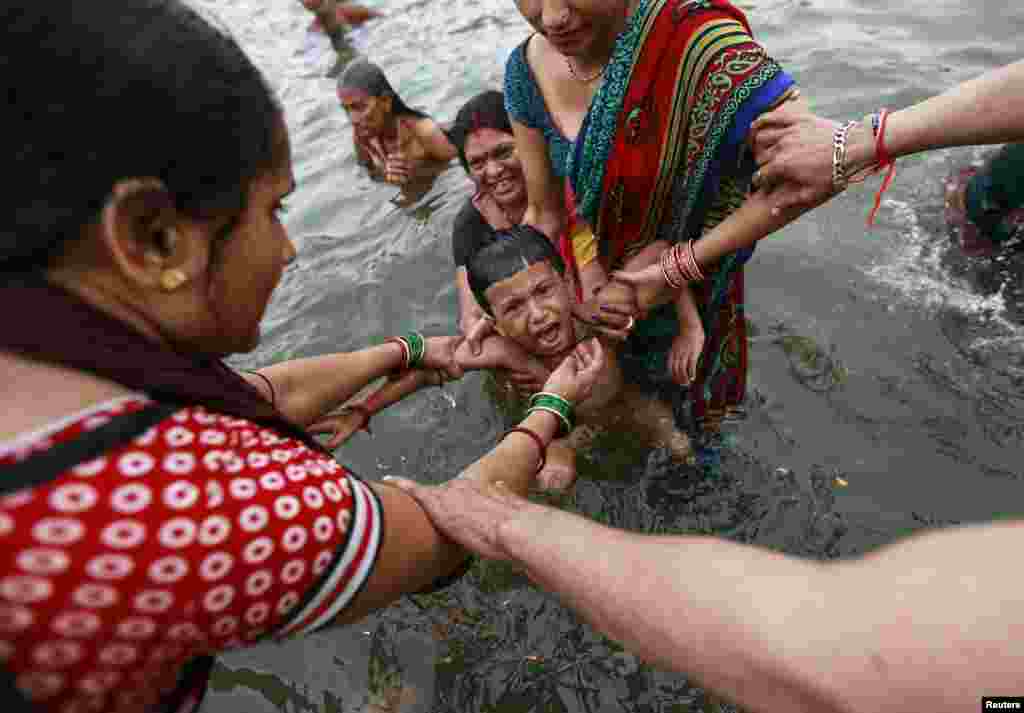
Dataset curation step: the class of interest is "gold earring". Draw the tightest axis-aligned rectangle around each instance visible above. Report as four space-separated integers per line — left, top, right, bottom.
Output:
160 268 188 292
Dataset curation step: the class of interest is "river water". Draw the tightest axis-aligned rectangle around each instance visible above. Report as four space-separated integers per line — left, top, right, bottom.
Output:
198 0 1024 711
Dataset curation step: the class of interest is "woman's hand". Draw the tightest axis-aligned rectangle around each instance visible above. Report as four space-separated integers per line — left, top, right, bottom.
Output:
750 109 848 214
668 323 705 385
307 408 370 448
459 308 496 356
421 336 465 381
541 337 605 405
573 278 639 341
383 153 412 185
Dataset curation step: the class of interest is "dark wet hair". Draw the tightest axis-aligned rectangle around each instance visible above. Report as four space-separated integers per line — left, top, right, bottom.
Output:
337 59 427 119
467 225 565 315
447 90 513 172
1 1 285 271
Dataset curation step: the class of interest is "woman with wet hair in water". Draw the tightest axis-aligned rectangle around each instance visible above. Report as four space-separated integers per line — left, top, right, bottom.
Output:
337 59 457 185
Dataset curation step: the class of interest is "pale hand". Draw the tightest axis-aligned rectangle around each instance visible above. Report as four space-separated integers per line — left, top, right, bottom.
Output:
750 108 847 214
541 337 605 405
382 477 535 560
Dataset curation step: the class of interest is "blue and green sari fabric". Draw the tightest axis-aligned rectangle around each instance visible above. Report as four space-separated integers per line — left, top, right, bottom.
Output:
568 0 793 436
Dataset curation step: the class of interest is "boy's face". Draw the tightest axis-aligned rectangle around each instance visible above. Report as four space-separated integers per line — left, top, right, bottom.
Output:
485 260 574 357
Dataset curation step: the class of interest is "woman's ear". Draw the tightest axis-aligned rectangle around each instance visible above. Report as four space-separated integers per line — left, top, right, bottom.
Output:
97 178 190 290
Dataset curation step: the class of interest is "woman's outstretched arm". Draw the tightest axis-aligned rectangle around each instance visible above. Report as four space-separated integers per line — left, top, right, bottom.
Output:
242 337 463 428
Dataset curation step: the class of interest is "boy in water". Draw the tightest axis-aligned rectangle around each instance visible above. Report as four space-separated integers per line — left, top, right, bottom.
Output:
310 226 692 490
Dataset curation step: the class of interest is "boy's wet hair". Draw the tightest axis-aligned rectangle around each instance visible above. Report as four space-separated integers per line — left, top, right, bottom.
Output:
467 225 565 316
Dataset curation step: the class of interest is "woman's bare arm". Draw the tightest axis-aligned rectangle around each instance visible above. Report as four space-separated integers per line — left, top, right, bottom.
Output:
242 337 462 428
513 119 567 242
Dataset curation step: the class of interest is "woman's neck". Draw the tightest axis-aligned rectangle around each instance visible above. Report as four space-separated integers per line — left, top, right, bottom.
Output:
46 268 170 349
573 0 640 70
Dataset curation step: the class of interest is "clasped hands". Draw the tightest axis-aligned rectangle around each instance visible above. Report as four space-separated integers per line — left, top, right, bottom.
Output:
748 107 859 215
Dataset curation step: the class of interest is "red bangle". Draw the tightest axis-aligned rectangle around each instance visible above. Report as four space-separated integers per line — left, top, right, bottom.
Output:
383 337 411 371
503 427 547 475
343 404 372 433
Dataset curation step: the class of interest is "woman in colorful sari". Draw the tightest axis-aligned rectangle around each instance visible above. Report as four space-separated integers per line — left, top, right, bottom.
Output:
505 0 806 470
337 59 457 186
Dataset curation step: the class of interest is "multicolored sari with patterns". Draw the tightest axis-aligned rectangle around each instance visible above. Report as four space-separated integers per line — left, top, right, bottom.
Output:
567 0 793 439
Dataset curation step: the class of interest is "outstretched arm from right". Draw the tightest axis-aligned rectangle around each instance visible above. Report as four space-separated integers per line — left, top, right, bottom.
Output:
751 59 1024 213
497 506 1024 713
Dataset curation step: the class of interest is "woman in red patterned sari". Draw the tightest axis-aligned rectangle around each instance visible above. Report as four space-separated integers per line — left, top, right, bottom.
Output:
0 3 604 711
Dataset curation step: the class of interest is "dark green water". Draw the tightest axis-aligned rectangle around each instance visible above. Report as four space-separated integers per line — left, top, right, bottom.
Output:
200 0 1024 710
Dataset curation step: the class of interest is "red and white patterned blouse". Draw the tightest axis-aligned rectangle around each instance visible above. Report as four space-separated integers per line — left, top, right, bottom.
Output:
0 394 382 713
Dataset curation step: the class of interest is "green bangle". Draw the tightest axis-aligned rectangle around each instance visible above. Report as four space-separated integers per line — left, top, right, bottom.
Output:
526 406 573 438
529 394 574 429
529 391 572 412
404 331 426 369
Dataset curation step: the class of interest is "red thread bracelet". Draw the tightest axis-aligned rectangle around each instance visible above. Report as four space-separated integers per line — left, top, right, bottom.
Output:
867 108 897 226
503 427 547 475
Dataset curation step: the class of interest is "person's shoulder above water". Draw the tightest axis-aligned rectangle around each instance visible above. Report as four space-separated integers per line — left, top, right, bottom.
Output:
400 114 458 163
452 197 497 268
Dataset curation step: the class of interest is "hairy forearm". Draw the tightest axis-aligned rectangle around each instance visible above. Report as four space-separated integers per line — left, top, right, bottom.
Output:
845 59 1024 170
258 342 406 427
498 506 842 713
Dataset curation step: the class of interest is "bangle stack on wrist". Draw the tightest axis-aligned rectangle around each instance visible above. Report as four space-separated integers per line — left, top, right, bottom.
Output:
660 239 705 289
526 391 575 438
386 331 426 370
